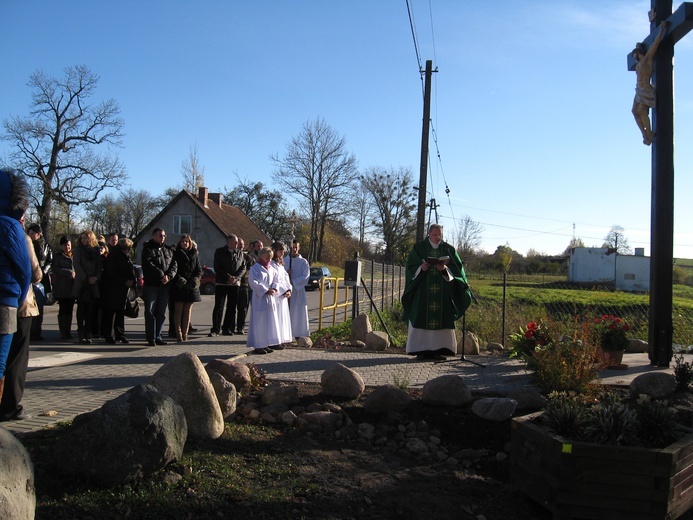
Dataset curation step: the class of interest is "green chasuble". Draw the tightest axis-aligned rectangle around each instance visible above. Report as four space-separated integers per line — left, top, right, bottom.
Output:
401 239 472 330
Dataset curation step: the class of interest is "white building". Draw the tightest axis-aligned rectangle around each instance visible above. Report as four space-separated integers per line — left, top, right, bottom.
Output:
568 247 650 292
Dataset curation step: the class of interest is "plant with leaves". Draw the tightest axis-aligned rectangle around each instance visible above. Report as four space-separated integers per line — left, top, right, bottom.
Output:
594 314 630 351
508 320 553 359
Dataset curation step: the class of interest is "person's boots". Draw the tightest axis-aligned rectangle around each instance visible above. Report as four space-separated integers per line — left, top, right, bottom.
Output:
58 314 73 339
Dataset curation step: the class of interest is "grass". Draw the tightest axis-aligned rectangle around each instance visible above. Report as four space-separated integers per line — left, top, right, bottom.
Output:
26 422 324 520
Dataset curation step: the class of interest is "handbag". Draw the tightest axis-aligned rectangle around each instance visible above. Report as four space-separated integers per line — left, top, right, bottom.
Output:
124 288 140 319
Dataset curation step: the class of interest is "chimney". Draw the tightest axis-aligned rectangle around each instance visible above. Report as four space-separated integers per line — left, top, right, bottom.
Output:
209 193 222 206
198 187 209 207
634 247 645 257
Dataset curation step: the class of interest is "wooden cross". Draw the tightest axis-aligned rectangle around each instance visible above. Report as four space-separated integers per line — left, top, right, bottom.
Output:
627 1 693 367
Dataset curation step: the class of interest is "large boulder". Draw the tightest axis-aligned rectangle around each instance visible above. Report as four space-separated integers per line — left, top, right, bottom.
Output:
365 331 389 351
321 363 365 399
205 359 251 392
151 352 225 440
458 331 480 355
350 313 372 344
0 426 35 520
209 372 238 419
262 382 300 406
363 385 411 413
471 398 517 422
422 375 473 407
629 372 677 399
52 384 187 486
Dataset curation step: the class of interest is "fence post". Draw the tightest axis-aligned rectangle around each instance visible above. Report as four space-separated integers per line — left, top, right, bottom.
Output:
502 271 507 347
370 259 375 313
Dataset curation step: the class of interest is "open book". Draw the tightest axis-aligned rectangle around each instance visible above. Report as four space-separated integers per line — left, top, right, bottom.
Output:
425 256 450 266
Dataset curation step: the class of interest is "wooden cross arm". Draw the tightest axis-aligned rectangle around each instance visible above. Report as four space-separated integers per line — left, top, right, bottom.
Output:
627 2 693 71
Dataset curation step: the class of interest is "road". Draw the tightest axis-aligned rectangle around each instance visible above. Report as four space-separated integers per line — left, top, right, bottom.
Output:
28 287 354 368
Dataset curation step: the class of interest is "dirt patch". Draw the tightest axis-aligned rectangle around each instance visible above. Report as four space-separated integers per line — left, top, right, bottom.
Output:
238 381 552 520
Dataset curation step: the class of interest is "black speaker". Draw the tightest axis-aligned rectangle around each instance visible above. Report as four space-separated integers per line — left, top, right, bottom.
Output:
344 260 361 286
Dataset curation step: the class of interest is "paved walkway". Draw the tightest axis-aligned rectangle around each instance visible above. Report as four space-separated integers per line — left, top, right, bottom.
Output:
2 329 680 436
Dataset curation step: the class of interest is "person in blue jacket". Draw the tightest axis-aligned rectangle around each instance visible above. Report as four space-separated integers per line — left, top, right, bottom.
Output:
0 169 32 400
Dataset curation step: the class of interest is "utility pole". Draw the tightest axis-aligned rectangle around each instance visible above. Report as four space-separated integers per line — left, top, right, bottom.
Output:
416 60 434 242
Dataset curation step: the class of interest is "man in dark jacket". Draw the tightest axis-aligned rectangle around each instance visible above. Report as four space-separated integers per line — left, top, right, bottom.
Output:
141 228 177 346
209 235 245 336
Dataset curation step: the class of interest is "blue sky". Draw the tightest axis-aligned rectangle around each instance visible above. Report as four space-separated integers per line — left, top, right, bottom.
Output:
2 1 693 258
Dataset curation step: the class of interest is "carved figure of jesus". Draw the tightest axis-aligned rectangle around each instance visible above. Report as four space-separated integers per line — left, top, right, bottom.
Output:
632 21 668 145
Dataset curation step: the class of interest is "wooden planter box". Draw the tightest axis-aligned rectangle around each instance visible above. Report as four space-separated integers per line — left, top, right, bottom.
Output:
510 412 693 520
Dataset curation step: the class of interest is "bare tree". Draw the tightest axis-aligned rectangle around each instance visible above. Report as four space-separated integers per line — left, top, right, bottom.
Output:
86 188 161 240
347 180 375 250
361 166 416 263
271 118 358 263
603 225 632 254
455 214 484 261
181 143 205 193
2 65 127 242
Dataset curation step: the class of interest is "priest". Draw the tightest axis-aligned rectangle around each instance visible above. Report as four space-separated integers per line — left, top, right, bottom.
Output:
401 223 472 360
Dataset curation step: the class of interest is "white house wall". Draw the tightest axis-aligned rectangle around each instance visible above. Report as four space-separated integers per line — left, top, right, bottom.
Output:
568 247 650 292
136 197 225 268
569 248 615 283
615 255 650 292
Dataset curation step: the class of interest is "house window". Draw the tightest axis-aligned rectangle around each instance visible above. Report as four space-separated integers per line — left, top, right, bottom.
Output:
624 273 636 280
173 215 192 235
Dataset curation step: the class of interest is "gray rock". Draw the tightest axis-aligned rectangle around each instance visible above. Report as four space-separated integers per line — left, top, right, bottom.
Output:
458 331 480 354
53 384 187 485
422 375 472 407
471 398 517 422
297 337 313 347
629 372 677 399
366 330 390 351
358 423 376 440
209 372 238 419
297 411 345 431
350 340 366 348
281 411 298 425
627 338 648 353
363 385 411 413
486 341 504 352
350 313 372 343
205 359 251 391
151 352 225 440
0 426 35 520
262 382 300 406
505 387 547 410
406 437 429 455
321 363 365 399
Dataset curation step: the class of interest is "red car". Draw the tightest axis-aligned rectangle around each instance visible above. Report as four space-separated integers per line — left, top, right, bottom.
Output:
200 266 216 295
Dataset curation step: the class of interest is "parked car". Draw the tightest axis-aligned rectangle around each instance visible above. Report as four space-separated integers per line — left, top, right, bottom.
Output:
306 266 332 291
133 264 144 297
200 266 216 295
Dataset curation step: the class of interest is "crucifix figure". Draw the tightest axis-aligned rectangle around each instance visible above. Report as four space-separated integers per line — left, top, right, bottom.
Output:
627 1 693 367
631 21 667 145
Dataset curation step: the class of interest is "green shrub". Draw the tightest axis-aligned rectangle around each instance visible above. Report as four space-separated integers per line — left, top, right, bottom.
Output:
528 340 601 395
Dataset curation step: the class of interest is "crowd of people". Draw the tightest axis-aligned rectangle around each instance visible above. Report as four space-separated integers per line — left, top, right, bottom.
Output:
9 220 314 353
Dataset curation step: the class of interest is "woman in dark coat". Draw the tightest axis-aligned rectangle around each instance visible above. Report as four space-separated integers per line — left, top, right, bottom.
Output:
52 236 75 339
171 235 201 342
100 238 136 344
71 230 102 344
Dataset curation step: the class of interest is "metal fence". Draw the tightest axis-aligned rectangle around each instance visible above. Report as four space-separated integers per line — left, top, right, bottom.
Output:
353 259 406 316
464 271 693 351
314 265 693 352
